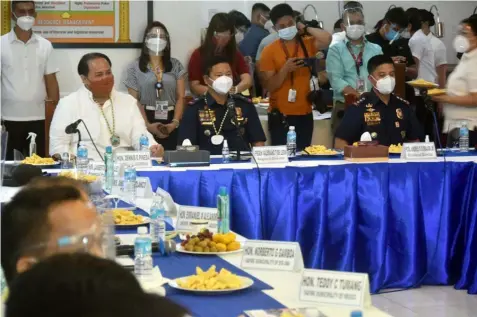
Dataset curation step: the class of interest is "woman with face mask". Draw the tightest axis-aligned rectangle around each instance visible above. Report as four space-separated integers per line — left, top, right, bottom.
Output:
431 15 477 148
188 13 253 97
124 22 186 150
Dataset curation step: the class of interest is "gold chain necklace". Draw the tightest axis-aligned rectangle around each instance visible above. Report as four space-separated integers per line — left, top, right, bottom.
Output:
97 99 120 147
204 94 229 136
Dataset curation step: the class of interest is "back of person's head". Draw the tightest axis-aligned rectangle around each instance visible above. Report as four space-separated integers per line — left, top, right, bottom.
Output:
1 177 89 285
419 9 435 27
384 7 409 29
229 10 251 31
270 3 294 26
252 3 270 16
407 9 422 33
334 18 343 31
6 253 188 317
367 54 395 75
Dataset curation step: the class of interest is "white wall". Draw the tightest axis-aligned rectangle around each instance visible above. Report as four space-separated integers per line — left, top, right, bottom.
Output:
55 1 477 96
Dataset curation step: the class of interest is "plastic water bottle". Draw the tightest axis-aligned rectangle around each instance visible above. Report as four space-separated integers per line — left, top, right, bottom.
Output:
150 195 166 244
459 121 469 152
134 226 153 280
104 146 114 191
123 165 137 204
217 186 230 234
139 134 149 151
287 126 297 157
76 142 89 174
350 311 362 317
222 139 230 163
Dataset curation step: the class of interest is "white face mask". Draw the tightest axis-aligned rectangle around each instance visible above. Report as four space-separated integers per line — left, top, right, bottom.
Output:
235 31 244 44
14 14 35 31
346 24 365 40
453 35 470 53
211 76 233 95
146 38 167 55
264 20 274 31
372 75 396 95
401 30 411 39
278 25 298 41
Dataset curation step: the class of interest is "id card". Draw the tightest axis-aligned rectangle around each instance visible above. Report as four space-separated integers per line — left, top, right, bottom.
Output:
154 100 169 120
288 89 297 103
356 77 365 94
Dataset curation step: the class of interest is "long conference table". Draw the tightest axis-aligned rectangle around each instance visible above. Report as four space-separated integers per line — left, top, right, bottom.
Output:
127 154 477 295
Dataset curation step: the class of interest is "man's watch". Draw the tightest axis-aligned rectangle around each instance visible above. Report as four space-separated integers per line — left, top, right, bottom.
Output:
172 119 180 128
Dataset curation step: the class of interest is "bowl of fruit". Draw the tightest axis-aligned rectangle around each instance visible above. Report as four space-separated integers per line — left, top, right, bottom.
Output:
179 229 242 255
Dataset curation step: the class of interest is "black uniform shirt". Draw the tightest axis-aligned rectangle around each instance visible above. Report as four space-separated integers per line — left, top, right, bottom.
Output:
366 32 415 67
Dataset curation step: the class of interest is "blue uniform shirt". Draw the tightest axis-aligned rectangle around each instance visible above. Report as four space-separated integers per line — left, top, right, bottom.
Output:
239 24 270 61
335 90 424 146
178 93 266 155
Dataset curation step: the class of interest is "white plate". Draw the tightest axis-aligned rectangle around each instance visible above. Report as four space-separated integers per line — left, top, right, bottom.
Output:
168 275 254 294
176 245 243 255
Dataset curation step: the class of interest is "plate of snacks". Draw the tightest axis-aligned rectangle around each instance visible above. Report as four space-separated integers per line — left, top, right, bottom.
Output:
427 88 447 96
21 154 60 167
303 145 339 156
113 209 150 227
388 144 403 155
178 230 242 255
169 265 254 294
58 171 99 183
406 79 438 89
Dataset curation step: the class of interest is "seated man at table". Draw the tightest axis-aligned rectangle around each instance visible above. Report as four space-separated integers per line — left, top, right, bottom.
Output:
1 177 103 286
334 55 424 149
49 52 164 161
178 56 266 155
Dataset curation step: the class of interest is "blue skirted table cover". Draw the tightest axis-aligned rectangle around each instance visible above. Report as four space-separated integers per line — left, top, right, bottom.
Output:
138 160 477 294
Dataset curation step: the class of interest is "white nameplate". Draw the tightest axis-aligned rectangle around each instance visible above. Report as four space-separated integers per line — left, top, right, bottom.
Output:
111 177 153 198
87 161 105 176
241 240 304 272
299 269 371 308
114 151 152 167
401 142 437 160
176 206 218 233
252 146 289 165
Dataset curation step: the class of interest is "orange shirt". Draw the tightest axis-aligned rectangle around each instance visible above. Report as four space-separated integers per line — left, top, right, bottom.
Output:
259 36 317 116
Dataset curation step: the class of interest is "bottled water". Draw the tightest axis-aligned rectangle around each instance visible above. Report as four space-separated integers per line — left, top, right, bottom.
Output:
459 121 469 152
149 195 166 244
139 134 149 151
287 126 297 157
222 139 230 163
76 142 89 174
104 146 114 191
134 226 153 280
123 165 137 204
217 187 230 234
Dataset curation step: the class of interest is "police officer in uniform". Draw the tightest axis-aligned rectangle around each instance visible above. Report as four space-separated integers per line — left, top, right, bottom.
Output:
335 55 424 149
178 56 266 154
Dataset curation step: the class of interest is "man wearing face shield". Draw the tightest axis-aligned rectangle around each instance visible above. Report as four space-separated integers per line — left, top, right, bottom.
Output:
326 7 382 135
1 177 105 287
1 0 60 160
334 55 424 149
239 3 271 62
178 56 266 154
49 53 163 161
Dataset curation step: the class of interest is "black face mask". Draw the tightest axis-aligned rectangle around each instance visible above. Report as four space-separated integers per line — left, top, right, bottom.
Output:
457 52 464 60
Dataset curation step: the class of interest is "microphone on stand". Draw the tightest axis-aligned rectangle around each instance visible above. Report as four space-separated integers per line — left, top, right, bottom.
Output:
226 96 249 161
64 119 105 162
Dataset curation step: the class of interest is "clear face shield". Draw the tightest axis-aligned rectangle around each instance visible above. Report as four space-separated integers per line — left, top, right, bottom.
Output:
343 8 366 40
145 27 169 56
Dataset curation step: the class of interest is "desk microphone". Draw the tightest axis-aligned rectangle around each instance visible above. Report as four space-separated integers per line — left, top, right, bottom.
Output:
64 119 105 162
226 96 249 161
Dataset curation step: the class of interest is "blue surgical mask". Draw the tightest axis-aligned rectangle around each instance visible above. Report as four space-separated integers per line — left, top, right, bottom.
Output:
385 25 400 41
278 25 298 41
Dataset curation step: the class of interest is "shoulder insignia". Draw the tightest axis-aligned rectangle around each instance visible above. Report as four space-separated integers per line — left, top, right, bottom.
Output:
188 96 205 105
394 94 410 105
352 98 366 107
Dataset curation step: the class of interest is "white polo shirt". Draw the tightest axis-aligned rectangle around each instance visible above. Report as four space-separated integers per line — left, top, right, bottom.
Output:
427 33 447 67
49 86 157 161
409 29 437 84
443 48 477 131
1 30 58 121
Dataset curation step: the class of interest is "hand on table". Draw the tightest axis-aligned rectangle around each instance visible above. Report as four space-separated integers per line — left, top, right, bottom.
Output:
150 144 164 158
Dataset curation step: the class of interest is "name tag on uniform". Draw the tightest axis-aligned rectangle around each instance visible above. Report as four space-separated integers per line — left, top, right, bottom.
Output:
154 100 169 120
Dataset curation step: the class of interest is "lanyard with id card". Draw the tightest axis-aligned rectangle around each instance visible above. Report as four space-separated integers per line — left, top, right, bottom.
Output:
280 40 299 103
154 100 169 120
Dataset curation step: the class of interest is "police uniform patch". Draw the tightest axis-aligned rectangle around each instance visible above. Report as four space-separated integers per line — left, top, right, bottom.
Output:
396 95 410 105
396 108 403 120
401 131 406 138
367 108 375 112
204 129 211 136
371 132 378 139
366 103 373 108
395 121 400 128
364 112 381 125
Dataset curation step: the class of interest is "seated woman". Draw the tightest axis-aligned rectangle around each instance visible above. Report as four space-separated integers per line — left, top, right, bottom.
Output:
432 15 477 147
124 21 186 150
188 12 252 97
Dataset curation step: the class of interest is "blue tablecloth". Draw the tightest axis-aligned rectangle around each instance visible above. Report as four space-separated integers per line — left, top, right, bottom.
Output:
138 161 477 294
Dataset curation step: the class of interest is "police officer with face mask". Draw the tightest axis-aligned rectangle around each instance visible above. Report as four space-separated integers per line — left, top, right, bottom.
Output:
334 55 424 149
178 56 266 155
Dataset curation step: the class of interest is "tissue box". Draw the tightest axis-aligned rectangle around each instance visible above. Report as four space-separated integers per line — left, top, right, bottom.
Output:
344 142 389 162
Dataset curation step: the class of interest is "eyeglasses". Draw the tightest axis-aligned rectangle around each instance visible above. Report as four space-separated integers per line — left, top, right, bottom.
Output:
214 31 234 38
